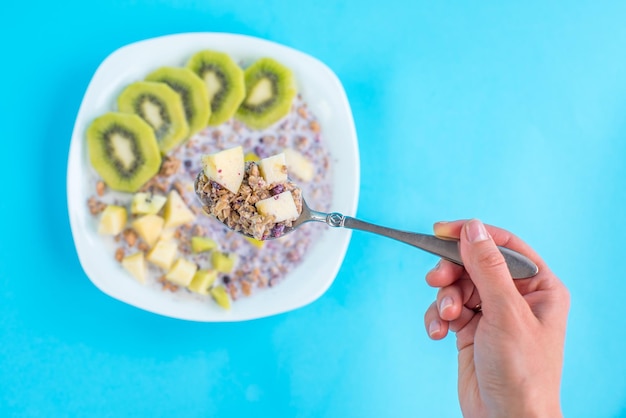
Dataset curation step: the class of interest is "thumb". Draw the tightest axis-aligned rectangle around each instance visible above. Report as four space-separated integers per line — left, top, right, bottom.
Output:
460 219 524 314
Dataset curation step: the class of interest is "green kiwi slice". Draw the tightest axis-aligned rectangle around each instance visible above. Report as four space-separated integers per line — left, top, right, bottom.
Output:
235 58 297 130
117 81 189 154
87 112 162 192
145 67 210 137
186 50 245 126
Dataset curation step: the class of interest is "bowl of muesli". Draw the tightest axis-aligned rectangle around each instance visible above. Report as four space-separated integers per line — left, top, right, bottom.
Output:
67 33 359 321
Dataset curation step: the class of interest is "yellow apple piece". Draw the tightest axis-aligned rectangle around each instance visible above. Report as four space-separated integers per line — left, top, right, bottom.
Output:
121 252 147 284
163 190 195 229
130 192 167 215
131 215 164 247
210 285 231 309
188 269 218 295
211 252 237 273
165 258 198 287
147 239 178 270
255 191 299 223
201 145 244 193
160 228 176 241
244 236 265 249
244 152 260 162
98 205 127 235
191 236 218 253
283 148 314 182
259 153 288 185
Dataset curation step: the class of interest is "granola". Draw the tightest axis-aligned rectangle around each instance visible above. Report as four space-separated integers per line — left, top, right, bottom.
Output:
196 162 303 240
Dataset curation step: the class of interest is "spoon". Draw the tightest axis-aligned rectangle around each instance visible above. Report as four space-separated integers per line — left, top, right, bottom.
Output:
194 174 539 279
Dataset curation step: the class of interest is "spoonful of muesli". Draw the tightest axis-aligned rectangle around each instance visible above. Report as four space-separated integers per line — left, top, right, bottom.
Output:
195 146 539 279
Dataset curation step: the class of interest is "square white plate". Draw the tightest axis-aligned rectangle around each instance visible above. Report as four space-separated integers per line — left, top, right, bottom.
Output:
67 33 359 322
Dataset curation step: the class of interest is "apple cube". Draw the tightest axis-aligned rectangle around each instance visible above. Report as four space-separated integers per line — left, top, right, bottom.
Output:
201 146 244 193
259 153 288 185
163 190 195 229
160 228 176 241
244 152 260 162
210 285 231 309
255 191 299 223
165 258 198 287
147 239 178 270
98 205 127 235
131 215 164 247
244 236 265 249
283 148 314 182
121 252 147 284
191 236 218 253
130 193 167 215
211 252 237 273
187 269 218 295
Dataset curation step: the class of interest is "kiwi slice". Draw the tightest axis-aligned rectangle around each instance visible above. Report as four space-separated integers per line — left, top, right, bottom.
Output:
145 67 210 137
117 81 189 155
87 112 162 192
186 50 245 126
235 58 297 130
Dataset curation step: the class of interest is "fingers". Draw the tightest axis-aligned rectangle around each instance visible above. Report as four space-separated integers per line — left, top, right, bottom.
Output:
434 219 546 270
425 297 482 341
425 278 478 339
425 259 466 288
424 301 449 340
459 219 526 315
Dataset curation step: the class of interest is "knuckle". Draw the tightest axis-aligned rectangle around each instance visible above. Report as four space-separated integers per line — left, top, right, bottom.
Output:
475 248 506 270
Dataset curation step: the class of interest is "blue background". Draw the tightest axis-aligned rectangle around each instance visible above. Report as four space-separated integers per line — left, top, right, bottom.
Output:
2 1 625 417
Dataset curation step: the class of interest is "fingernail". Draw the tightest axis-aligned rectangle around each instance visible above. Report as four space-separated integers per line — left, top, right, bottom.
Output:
466 219 489 242
428 320 441 337
432 261 441 271
439 296 453 314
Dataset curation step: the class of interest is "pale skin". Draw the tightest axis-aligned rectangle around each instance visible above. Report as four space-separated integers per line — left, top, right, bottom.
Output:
424 219 570 418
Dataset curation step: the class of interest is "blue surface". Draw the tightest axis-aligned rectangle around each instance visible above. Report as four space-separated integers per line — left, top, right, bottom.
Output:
2 1 626 416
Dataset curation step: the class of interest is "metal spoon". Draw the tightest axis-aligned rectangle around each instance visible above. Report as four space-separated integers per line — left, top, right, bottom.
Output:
195 174 539 279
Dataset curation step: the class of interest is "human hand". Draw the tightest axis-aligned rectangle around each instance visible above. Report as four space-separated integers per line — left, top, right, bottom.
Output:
424 219 569 418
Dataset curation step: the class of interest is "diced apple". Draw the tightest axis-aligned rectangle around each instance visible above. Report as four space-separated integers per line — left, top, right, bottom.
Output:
244 152 260 162
98 205 127 235
255 191 299 223
130 193 167 215
163 190 195 229
259 153 288 185
188 269 218 295
211 252 237 273
121 252 147 284
244 236 265 249
201 146 244 193
283 148 314 182
210 285 231 309
147 239 178 270
131 215 164 247
160 228 176 241
191 236 218 253
165 258 198 287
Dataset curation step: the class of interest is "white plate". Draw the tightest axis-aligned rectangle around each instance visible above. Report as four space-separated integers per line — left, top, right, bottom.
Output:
67 33 360 322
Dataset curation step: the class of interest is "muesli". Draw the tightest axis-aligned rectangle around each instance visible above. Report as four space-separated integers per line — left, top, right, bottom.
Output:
87 95 333 305
196 158 303 240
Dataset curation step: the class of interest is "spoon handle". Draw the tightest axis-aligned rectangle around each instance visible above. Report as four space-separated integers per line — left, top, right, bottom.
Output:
332 215 538 279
